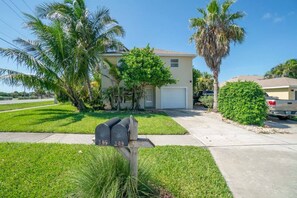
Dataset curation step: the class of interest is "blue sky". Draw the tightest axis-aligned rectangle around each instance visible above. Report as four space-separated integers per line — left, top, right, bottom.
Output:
0 0 296 92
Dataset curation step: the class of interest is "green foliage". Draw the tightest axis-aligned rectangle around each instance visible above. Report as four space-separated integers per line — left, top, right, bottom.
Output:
72 148 157 198
121 46 176 88
190 0 245 111
0 143 232 198
193 67 214 93
218 81 268 126
200 96 214 109
0 0 125 112
0 104 187 135
193 67 202 92
265 59 297 79
121 45 176 109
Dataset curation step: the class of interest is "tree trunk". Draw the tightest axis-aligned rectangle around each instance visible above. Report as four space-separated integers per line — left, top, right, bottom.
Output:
213 70 219 112
132 89 135 110
68 86 87 112
86 77 93 102
117 85 120 111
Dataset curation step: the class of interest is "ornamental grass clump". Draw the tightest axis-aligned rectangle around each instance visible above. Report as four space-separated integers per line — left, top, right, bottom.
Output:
218 81 268 126
71 148 158 198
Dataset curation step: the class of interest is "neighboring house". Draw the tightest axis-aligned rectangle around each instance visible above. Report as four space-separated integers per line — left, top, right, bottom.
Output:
222 75 297 100
101 49 196 109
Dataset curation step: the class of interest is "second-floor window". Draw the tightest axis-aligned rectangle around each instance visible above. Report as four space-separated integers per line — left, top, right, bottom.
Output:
170 59 179 67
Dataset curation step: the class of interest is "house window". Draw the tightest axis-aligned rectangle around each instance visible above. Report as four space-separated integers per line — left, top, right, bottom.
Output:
170 59 179 67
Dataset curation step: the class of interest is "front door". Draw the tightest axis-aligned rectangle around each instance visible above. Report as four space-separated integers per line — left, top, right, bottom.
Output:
145 88 154 108
295 91 297 100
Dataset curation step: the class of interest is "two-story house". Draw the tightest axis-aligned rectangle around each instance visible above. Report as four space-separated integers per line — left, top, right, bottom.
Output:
101 49 196 109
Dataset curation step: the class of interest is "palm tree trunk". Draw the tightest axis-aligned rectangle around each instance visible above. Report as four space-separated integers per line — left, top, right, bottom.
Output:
86 77 93 101
67 86 87 112
213 70 219 112
117 85 120 111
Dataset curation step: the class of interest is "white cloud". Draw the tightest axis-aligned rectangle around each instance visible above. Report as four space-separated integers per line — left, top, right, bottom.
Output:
262 13 272 19
262 12 287 23
288 11 295 16
273 17 284 23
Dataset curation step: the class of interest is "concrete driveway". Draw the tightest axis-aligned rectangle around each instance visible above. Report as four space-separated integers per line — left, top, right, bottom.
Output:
166 109 297 198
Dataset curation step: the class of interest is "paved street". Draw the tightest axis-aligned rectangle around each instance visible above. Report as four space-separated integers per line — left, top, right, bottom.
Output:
166 109 297 198
0 98 54 105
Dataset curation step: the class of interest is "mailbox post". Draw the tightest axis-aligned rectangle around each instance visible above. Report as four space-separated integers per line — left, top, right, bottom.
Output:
94 115 154 181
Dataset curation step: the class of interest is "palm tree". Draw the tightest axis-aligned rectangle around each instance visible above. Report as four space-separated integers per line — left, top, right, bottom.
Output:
190 0 245 111
36 0 126 102
198 72 214 91
106 59 123 111
0 16 87 111
265 59 297 79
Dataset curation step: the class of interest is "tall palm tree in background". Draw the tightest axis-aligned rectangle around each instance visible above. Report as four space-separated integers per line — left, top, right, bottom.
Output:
190 0 245 111
0 0 125 111
36 0 125 101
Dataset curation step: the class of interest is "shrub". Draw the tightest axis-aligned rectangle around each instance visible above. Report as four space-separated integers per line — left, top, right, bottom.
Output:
71 148 158 198
218 81 267 126
199 96 214 109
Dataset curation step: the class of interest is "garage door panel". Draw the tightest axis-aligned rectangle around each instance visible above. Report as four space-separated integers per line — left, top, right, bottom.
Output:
161 88 186 109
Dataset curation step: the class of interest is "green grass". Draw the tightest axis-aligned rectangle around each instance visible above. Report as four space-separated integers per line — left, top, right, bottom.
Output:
0 143 232 198
0 104 186 135
0 101 54 111
292 116 297 121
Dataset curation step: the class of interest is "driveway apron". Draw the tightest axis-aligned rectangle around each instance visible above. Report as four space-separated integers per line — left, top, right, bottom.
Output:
166 109 297 198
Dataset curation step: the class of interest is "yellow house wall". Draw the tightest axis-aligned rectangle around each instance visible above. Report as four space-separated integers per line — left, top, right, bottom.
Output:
264 88 289 100
288 88 297 100
101 55 193 109
155 56 193 109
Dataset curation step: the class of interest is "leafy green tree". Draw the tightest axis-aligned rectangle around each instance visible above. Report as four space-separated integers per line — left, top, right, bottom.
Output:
265 59 297 79
193 67 202 93
198 72 214 91
190 0 245 111
121 46 176 110
193 68 214 92
36 0 125 102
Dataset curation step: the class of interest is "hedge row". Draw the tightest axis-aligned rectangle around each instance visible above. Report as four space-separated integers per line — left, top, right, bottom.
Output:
218 81 267 126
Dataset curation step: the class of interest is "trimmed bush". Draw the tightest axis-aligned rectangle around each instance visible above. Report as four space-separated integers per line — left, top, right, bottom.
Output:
200 96 214 109
218 81 267 126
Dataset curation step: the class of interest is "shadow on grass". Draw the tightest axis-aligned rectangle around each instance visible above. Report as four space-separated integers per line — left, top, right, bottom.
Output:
11 107 163 127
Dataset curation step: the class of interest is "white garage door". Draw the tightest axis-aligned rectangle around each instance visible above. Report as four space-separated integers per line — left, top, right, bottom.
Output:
161 88 186 109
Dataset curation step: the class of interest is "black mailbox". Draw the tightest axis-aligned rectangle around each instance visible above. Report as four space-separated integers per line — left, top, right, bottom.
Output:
95 117 121 146
111 117 130 146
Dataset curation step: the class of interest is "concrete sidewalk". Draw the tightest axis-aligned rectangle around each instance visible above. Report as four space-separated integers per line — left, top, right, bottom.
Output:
166 109 297 198
0 132 203 146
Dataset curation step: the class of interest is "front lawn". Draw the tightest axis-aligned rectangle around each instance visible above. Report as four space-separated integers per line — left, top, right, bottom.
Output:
0 104 186 135
0 143 232 197
0 100 54 111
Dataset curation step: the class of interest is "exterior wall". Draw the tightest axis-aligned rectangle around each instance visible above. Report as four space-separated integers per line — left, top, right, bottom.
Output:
155 56 193 109
289 88 297 100
264 88 289 100
101 55 194 109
